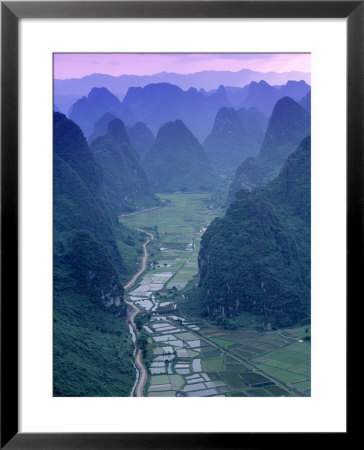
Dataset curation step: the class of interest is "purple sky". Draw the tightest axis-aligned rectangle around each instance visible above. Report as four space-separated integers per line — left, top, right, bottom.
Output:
54 53 310 79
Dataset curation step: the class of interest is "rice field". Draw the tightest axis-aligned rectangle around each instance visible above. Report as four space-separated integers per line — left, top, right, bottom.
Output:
120 193 310 397
139 314 310 397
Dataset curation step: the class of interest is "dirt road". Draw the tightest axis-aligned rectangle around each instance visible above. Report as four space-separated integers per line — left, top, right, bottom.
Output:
124 229 154 291
124 229 154 397
119 206 161 218
135 349 148 397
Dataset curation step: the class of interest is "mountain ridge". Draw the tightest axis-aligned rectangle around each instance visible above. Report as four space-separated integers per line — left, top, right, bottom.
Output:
228 96 310 202
54 112 142 396
144 119 218 193
69 87 137 137
196 136 311 328
203 106 265 174
90 118 160 213
55 70 310 114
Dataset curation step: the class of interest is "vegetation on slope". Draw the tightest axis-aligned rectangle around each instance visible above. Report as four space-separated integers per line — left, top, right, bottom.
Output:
144 120 218 193
54 112 143 396
88 112 116 144
196 137 311 329
91 118 160 214
126 122 155 160
228 96 310 203
203 107 264 174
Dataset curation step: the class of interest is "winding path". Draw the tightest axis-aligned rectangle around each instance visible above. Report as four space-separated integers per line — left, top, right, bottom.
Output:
124 229 154 290
124 228 154 397
119 206 161 218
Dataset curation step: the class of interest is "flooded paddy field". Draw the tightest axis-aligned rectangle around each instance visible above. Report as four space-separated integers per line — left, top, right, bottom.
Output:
143 315 310 397
120 193 310 397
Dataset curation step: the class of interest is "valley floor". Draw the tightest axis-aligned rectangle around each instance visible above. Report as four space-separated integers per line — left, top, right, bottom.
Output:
120 193 310 397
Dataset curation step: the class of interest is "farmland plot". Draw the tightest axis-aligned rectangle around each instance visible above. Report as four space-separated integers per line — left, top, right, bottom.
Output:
121 194 310 397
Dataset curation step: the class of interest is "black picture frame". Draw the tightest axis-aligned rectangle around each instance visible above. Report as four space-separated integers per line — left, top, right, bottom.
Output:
1 1 358 448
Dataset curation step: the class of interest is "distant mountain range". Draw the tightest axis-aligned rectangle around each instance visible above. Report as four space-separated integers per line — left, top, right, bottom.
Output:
207 80 310 113
120 83 230 142
54 69 310 114
237 80 310 116
69 83 231 142
67 80 310 144
54 68 311 99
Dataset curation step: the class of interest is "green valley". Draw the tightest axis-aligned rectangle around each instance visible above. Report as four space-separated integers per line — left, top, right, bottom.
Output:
53 56 312 400
120 193 310 397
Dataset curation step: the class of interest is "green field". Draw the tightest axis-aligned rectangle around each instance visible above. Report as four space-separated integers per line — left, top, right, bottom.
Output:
202 358 224 372
209 337 235 348
221 372 248 389
120 193 221 292
197 326 310 396
120 193 310 397
120 193 220 241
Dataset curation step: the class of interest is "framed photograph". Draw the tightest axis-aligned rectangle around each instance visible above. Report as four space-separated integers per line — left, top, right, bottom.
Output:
1 1 358 448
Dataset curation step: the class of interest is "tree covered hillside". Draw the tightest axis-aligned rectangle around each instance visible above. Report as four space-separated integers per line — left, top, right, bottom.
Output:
144 119 218 193
54 113 143 396
228 96 310 203
89 115 155 160
197 136 311 329
126 122 155 159
88 112 116 144
90 118 160 214
203 107 265 174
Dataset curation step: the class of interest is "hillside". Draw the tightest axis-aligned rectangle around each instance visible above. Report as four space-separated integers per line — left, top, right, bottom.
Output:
88 112 116 144
69 87 137 137
90 118 160 214
196 136 311 329
126 122 155 159
228 96 310 202
203 106 267 174
90 116 155 160
236 106 268 144
53 112 143 396
299 91 311 112
143 120 218 193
